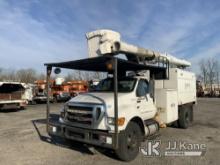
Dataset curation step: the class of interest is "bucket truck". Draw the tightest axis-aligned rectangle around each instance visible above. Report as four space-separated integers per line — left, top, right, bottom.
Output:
45 29 196 161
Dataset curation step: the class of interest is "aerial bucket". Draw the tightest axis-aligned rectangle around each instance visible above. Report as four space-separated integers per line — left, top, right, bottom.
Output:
86 29 120 58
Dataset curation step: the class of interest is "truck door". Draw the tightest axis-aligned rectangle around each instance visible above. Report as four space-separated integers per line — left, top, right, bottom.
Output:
136 79 156 119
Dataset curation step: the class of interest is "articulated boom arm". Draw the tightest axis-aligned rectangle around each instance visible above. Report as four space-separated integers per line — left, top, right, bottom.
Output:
86 29 191 67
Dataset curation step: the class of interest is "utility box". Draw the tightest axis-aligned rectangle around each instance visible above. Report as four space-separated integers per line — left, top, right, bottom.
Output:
155 68 196 105
164 68 196 105
155 89 178 124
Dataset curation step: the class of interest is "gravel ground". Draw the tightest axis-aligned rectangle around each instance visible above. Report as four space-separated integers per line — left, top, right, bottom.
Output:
0 98 220 165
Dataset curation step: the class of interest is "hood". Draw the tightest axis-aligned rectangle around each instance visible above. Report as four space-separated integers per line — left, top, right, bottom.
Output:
69 92 133 105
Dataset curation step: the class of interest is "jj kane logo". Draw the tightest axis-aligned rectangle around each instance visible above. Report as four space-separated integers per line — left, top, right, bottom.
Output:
140 140 206 157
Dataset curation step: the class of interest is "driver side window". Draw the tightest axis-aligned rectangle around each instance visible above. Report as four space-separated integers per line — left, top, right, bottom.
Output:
136 79 149 97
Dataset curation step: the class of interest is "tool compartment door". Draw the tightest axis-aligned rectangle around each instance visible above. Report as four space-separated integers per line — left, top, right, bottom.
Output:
155 89 178 124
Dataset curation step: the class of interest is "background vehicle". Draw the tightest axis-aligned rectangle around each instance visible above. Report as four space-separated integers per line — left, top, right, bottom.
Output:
33 80 53 103
67 80 88 97
52 78 71 102
0 82 27 110
23 83 36 104
88 79 100 91
196 80 204 97
46 29 196 161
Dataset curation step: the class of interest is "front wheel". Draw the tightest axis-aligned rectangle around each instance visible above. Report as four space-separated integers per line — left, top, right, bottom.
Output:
115 121 142 161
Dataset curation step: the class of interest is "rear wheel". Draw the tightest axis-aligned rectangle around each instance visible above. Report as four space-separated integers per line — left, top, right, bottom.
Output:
20 106 25 110
31 100 36 105
115 121 142 161
178 105 193 129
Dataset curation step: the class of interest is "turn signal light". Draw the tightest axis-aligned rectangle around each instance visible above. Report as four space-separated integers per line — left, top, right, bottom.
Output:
117 117 125 126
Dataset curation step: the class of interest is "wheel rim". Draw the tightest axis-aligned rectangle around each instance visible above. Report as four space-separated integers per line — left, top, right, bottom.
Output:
127 130 138 151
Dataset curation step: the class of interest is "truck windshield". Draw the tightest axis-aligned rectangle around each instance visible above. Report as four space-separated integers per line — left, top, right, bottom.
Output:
94 77 136 92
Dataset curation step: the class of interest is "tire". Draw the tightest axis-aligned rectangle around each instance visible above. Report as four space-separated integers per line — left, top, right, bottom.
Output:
189 105 194 122
30 100 36 105
115 121 142 161
53 96 58 103
20 106 25 110
178 105 193 129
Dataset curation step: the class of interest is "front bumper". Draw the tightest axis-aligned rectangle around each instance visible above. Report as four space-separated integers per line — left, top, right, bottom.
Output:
48 121 115 149
0 100 27 109
56 95 71 101
34 97 47 102
34 97 53 102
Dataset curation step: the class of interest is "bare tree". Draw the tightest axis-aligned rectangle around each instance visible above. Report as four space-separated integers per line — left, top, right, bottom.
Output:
0 67 107 84
217 71 219 90
0 68 3 81
199 59 208 87
0 69 17 81
80 71 91 81
16 68 37 83
65 73 73 82
216 61 220 90
65 70 107 82
207 58 218 92
82 71 106 80
36 73 46 80
64 70 82 81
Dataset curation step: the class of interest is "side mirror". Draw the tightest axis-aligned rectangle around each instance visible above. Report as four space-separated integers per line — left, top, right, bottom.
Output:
54 68 61 74
136 88 147 97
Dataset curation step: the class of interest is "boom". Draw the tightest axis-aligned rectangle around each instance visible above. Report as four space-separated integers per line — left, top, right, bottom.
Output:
86 29 191 67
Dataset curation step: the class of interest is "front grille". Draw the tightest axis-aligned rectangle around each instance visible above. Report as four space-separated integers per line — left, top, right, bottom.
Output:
69 105 93 111
65 104 103 127
66 112 93 125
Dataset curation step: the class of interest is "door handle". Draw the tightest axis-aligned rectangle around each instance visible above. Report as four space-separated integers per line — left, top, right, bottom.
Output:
137 100 141 103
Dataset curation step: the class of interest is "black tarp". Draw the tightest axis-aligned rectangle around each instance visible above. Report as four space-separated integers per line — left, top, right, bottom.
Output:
45 56 167 79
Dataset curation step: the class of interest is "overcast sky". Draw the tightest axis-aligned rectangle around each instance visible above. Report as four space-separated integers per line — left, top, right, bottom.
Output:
0 0 220 73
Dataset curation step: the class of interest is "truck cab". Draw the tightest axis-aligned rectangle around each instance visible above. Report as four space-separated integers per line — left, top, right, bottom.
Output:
59 76 157 132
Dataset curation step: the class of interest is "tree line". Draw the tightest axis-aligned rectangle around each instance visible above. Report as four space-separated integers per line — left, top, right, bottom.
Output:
2 58 218 87
0 68 44 83
0 68 106 84
198 58 220 90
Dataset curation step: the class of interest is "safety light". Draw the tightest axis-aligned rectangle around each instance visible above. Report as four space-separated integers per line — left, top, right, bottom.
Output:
106 61 113 70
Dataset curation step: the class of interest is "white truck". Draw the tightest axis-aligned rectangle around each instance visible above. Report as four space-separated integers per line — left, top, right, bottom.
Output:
45 30 196 161
23 83 36 104
0 82 28 110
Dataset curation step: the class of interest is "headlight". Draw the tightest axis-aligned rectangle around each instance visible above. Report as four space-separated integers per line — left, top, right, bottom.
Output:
107 117 115 125
107 117 125 126
60 104 68 118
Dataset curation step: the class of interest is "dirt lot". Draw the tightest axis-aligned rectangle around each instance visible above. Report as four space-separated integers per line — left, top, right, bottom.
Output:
0 98 220 165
